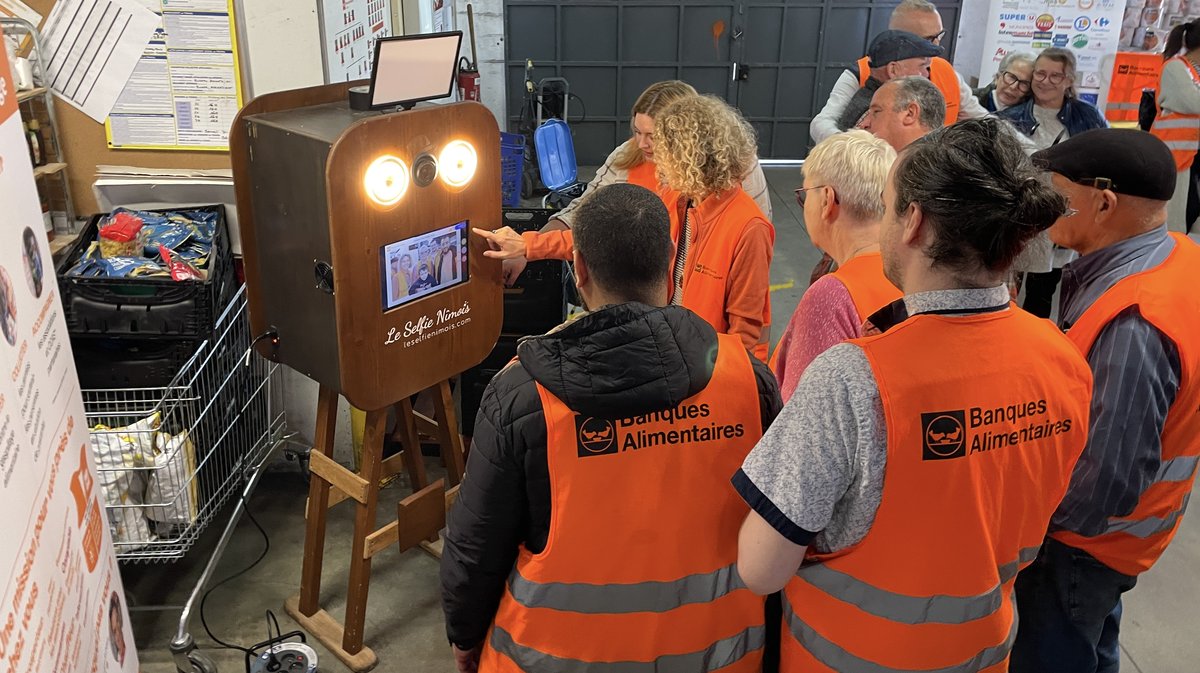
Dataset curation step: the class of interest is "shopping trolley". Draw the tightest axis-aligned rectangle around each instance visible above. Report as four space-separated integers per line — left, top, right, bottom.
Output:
83 285 288 673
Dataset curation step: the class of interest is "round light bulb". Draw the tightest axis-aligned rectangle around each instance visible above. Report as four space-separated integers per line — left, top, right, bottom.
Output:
364 155 409 207
439 140 477 187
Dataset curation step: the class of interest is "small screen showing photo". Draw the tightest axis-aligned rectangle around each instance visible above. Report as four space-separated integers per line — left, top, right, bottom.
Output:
381 220 470 311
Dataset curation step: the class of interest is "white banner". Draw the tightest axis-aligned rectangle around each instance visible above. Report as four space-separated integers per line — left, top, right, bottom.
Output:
0 47 138 673
979 0 1129 109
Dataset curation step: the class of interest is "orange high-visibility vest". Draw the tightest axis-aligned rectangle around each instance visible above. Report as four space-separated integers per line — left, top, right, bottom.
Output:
1152 57 1200 171
832 251 902 321
858 55 960 124
1105 52 1162 123
627 158 659 189
669 188 775 361
478 333 766 672
781 308 1092 673
767 251 900 371
1051 234 1200 576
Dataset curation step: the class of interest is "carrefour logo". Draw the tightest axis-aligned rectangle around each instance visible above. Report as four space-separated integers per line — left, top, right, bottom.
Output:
1074 16 1091 31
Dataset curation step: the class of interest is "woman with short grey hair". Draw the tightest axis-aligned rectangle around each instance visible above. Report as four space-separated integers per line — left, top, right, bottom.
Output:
975 51 1036 112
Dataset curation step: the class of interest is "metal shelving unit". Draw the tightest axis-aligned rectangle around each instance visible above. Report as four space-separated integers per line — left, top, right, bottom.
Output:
2 17 76 235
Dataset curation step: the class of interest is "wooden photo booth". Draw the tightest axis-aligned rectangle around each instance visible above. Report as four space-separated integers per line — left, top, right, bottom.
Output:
231 81 502 670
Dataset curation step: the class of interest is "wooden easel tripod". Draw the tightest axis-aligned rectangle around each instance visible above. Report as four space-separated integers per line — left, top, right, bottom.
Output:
284 380 465 672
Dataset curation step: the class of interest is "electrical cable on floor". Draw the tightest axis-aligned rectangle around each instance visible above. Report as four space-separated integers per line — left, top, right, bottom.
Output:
198 491 271 654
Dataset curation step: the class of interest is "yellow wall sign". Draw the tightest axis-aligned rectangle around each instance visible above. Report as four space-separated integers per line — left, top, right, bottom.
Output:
104 0 243 151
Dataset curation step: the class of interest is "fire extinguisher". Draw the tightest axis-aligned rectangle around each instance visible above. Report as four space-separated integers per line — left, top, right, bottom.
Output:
457 3 481 102
458 57 480 102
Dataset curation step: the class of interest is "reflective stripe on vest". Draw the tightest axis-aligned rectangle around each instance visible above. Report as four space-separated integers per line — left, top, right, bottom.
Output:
794 544 1040 625
1106 102 1139 110
1156 454 1200 483
507 562 746 614
781 308 1092 673
1149 117 1200 129
1152 57 1200 170
489 624 767 673
782 593 1018 673
478 333 766 671
1102 493 1192 540
1052 234 1200 575
856 56 960 124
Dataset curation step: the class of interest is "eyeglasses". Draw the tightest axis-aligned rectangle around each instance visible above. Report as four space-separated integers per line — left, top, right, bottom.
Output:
1032 69 1067 85
1000 70 1032 92
924 29 947 44
795 185 838 206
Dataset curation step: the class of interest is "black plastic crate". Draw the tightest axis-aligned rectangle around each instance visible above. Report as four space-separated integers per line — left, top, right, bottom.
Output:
71 335 202 390
56 205 236 339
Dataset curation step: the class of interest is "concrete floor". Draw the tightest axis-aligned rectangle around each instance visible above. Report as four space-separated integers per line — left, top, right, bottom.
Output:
125 168 1200 672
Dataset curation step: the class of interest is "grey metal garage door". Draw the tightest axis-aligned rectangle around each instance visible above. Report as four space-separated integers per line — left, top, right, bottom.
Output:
504 1 962 162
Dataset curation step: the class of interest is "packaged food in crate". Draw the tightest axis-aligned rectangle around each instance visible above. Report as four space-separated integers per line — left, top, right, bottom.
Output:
97 210 146 258
56 205 236 340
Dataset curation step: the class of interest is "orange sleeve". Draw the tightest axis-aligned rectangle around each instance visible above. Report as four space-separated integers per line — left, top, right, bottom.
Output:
521 230 574 262
725 219 775 360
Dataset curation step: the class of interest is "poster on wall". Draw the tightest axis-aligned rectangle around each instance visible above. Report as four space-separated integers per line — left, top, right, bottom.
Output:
979 0 1129 108
321 0 393 82
0 47 138 673
105 0 244 151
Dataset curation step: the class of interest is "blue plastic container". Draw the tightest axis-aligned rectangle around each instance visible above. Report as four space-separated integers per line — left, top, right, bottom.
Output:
534 119 578 192
500 132 525 207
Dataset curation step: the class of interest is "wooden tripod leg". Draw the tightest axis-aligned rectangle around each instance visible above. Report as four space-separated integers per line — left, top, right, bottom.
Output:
342 408 387 654
431 379 467 486
395 398 429 490
298 385 339 616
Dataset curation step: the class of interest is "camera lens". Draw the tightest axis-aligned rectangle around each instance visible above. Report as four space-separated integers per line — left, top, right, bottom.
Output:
413 154 438 187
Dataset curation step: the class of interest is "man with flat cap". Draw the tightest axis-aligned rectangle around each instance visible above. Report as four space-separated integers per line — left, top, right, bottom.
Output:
811 30 942 138
1012 129 1200 673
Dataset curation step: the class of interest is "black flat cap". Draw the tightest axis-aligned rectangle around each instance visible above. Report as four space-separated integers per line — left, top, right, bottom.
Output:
1032 128 1176 201
868 30 942 68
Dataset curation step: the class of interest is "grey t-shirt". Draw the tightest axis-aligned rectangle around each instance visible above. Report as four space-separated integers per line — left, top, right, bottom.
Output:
734 285 1012 553
1031 104 1068 150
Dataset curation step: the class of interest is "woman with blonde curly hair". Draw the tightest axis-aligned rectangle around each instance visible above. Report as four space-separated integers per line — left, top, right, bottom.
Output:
475 81 771 284
654 94 774 360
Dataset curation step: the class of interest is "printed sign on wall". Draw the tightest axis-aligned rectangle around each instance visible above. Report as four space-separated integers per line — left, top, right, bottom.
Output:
979 0 1129 108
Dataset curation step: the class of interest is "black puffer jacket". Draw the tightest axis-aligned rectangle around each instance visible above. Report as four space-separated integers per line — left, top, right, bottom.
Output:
440 303 782 648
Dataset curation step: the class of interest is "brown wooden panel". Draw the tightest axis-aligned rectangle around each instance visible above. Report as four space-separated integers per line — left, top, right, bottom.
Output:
230 80 362 354
325 101 504 411
309 450 369 505
396 479 448 552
